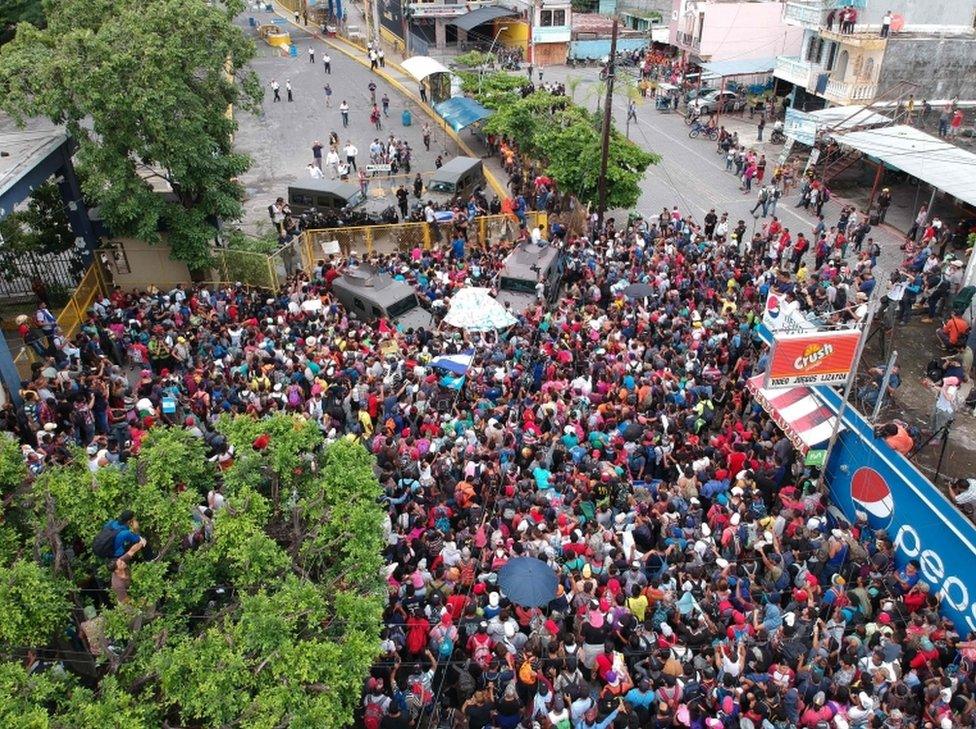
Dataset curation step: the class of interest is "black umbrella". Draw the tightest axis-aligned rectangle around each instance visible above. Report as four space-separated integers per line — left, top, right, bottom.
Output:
498 557 558 607
623 283 655 299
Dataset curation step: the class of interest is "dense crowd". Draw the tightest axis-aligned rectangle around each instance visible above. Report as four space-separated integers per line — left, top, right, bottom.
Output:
9 179 976 729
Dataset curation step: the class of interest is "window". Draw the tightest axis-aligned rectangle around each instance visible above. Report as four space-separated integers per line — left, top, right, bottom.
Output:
353 297 365 311
825 41 837 71
540 9 565 27
806 37 824 64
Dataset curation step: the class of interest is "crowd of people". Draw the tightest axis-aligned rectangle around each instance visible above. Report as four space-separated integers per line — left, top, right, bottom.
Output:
9 163 976 728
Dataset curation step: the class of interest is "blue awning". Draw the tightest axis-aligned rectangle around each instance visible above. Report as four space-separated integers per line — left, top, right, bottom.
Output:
433 97 494 132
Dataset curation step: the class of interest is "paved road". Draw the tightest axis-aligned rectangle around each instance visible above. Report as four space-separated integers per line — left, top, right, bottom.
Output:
234 10 467 231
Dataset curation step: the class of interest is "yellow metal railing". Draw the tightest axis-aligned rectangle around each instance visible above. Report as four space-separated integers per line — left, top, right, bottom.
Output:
13 262 108 378
301 211 548 265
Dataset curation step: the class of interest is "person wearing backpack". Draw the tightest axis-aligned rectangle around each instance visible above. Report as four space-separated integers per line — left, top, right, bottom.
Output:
363 677 391 729
92 510 142 560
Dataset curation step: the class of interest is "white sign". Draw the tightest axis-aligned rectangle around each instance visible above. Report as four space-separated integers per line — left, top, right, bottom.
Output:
804 147 821 174
784 107 817 146
366 163 392 173
762 291 814 333
321 239 341 255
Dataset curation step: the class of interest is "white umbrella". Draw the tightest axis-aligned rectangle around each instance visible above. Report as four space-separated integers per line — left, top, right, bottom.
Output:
443 287 517 331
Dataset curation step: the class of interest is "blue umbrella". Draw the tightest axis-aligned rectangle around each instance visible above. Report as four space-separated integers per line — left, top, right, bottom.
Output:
498 557 558 608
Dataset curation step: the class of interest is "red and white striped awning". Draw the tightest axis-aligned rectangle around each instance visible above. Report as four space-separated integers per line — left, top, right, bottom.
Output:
747 375 844 453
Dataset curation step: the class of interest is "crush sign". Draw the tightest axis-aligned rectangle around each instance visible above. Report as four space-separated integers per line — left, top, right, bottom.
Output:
765 330 861 388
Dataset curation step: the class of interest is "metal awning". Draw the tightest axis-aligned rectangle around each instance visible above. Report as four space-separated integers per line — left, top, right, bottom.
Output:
834 124 976 208
700 57 777 78
400 56 452 82
747 375 844 454
807 105 891 131
451 5 518 32
433 96 494 131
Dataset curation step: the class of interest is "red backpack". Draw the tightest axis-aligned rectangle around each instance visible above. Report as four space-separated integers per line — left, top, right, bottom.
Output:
364 699 385 729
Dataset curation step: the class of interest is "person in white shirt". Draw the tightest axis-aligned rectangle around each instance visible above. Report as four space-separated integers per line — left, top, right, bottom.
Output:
951 478 976 506
306 163 323 179
343 142 358 172
325 148 340 179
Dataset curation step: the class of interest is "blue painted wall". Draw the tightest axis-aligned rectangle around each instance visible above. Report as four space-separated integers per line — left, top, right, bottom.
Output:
569 38 648 59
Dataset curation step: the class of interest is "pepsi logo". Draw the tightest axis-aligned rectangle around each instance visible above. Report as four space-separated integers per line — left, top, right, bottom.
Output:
767 295 781 319
851 467 894 527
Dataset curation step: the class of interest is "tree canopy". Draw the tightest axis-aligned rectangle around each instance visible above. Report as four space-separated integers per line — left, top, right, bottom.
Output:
0 417 385 727
0 0 263 270
461 71 659 210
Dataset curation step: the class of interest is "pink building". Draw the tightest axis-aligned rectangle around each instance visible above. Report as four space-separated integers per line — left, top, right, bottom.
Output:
669 0 803 63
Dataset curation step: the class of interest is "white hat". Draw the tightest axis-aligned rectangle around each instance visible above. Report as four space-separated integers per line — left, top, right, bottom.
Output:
730 512 741 526
504 621 516 638
716 558 729 569
700 523 712 537
659 622 674 637
731 486 744 496
807 517 822 531
489 592 500 607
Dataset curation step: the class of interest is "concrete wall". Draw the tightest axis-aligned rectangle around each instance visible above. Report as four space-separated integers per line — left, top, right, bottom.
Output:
619 0 672 17
698 1 804 62
858 0 976 32
879 36 976 100
100 237 194 291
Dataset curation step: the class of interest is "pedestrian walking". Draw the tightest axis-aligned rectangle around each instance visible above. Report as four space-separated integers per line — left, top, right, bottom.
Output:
339 100 349 127
312 140 323 169
419 83 427 103
308 46 315 64
413 172 423 198
368 82 377 105
323 53 332 74
344 141 358 172
381 93 390 117
378 49 385 67
323 83 332 107
757 116 765 141
422 123 431 152
285 79 293 102
877 188 892 223
626 101 637 124
270 79 281 102
369 49 378 70
751 186 770 218
370 104 382 130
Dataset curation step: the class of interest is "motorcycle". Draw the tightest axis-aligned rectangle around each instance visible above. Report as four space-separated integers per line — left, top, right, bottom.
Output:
688 120 719 141
770 128 787 144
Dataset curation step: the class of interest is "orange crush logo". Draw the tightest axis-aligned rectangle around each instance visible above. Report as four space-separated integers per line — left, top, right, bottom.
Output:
793 342 834 371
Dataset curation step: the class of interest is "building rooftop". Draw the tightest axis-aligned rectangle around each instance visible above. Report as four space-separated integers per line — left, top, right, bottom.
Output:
0 116 68 204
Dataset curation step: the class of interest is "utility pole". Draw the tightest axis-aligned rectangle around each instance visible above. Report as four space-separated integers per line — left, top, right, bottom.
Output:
596 16 618 231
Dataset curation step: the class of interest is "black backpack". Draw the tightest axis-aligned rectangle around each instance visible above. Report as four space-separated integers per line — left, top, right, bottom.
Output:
92 522 120 559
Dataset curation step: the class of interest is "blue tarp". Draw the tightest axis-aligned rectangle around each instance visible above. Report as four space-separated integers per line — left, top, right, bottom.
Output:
433 97 493 132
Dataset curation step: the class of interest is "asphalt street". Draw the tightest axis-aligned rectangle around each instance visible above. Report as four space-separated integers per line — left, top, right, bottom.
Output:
234 9 467 230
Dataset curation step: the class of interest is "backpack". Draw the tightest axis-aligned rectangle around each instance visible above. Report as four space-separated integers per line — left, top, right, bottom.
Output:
92 522 120 558
364 699 385 729
456 660 477 700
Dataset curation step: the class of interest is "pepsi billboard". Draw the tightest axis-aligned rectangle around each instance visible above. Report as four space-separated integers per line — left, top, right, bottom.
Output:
756 324 976 632
818 384 976 632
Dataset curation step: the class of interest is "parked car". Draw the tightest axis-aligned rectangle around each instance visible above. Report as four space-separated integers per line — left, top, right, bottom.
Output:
689 90 747 115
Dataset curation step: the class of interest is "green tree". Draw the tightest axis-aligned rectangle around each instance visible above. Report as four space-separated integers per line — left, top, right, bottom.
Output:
0 0 43 45
478 84 659 210
0 0 263 270
0 416 385 727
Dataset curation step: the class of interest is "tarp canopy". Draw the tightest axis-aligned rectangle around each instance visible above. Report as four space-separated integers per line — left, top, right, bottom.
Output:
433 96 494 132
401 56 452 82
451 5 517 32
699 57 777 78
807 105 891 131
747 375 845 454
444 287 517 331
834 124 976 208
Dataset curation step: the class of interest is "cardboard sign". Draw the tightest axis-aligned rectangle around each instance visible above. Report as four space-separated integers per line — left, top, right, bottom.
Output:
766 329 861 388
366 164 392 173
